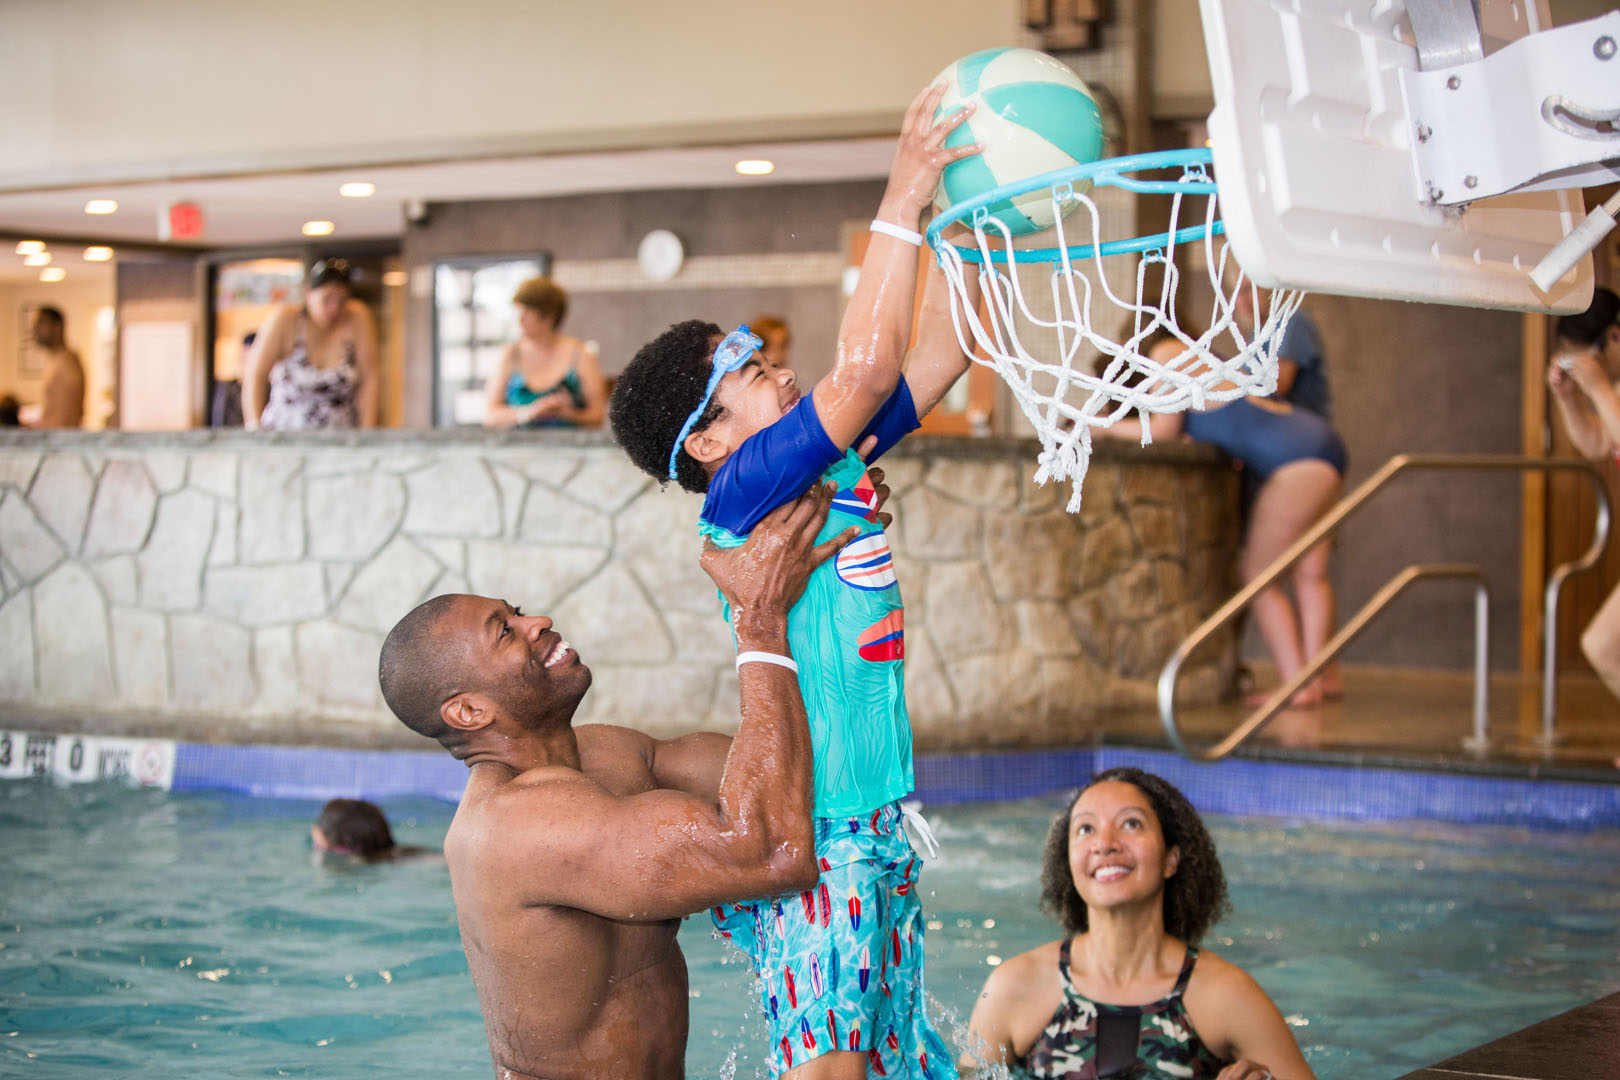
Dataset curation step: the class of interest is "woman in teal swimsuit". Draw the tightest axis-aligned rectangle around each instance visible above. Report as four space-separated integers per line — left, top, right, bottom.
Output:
963 768 1315 1080
483 276 607 429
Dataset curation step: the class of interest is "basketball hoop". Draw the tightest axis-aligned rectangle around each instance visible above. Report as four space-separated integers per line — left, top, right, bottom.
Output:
926 147 1304 512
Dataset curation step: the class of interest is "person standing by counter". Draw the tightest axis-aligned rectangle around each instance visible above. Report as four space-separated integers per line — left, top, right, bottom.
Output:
30 306 85 429
245 258 379 430
483 276 606 429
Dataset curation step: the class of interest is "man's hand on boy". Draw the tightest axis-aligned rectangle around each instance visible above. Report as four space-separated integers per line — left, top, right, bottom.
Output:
856 434 895 530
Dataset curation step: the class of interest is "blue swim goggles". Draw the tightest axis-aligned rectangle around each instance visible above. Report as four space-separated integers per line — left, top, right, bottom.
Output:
666 325 764 481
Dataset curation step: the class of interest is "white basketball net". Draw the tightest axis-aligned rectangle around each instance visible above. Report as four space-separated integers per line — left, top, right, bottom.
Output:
931 158 1304 512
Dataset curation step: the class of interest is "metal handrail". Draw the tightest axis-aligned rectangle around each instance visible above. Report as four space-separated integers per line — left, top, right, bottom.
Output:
1159 454 1611 762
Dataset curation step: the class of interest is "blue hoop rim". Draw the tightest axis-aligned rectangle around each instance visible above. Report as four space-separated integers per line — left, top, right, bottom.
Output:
924 147 1226 265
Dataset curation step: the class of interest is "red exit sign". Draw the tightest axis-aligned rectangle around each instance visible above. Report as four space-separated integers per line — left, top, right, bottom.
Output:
159 201 204 241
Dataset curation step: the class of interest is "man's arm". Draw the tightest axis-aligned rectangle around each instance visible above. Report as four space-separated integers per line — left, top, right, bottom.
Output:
812 83 980 451
488 486 857 921
1270 358 1299 400
1555 352 1620 460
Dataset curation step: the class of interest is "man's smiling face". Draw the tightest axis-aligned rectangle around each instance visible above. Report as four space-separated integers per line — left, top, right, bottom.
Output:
440 595 592 728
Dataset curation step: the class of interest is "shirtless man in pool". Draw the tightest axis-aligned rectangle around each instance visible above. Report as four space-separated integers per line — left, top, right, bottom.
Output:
378 486 857 1079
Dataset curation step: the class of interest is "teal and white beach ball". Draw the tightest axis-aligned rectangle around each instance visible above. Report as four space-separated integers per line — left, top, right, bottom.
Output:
933 47 1107 236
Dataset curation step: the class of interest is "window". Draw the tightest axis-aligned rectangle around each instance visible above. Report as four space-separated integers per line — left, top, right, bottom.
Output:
432 255 549 426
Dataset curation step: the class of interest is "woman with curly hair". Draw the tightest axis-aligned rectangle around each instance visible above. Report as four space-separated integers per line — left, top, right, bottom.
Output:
961 768 1314 1080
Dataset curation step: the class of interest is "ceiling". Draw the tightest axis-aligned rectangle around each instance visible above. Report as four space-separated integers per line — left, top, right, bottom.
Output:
0 136 899 263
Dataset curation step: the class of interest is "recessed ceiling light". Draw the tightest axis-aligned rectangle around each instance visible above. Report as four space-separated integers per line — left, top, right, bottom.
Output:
84 199 118 215
15 240 44 255
301 220 335 237
339 182 376 198
735 159 775 176
84 246 114 262
23 252 52 266
40 267 66 282
382 269 408 287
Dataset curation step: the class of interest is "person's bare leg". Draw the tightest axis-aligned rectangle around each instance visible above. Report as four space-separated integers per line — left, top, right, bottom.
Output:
1577 581 1620 767
1243 462 1342 706
1293 536 1342 695
783 1050 868 1080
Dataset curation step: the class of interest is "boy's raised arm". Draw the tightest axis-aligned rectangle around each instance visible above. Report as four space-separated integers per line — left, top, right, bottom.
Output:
812 83 980 451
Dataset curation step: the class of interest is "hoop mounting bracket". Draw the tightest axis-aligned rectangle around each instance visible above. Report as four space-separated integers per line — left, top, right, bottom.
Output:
1400 9 1620 205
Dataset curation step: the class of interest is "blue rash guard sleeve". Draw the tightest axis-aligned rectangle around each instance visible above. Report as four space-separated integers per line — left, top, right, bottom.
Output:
701 378 920 537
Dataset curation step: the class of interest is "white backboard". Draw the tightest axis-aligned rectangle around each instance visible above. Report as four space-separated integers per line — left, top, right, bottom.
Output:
1199 0 1595 313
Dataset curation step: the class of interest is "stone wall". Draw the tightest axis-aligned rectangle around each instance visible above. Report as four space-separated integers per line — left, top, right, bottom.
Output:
0 430 1240 750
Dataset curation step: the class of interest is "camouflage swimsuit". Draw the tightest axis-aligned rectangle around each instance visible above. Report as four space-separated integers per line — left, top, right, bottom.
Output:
1023 940 1227 1080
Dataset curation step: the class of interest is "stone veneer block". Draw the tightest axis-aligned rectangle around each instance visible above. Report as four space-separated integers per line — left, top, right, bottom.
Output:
491 463 528 538
874 457 924 497
579 662 717 733
27 453 94 552
550 564 673 664
983 511 1084 600
0 591 35 699
0 490 65 582
170 614 254 709
34 563 115 703
1078 465 1123 526
295 621 383 711
1130 503 1183 560
663 609 740 663
205 563 328 627
137 491 215 611
614 488 713 612
92 555 138 607
338 538 444 633
898 488 981 561
1109 561 1164 622
1016 601 1083 658
925 459 1019 509
518 486 612 547
142 451 188 493
944 649 1041 728
239 454 306 564
306 471 406 561
110 608 169 705
466 541 605 611
1120 465 1178 505
1078 515 1136 590
416 538 465 574
323 562 358 602
924 560 1010 658
252 626 300 715
899 625 956 727
208 502 238 567
0 451 42 491
563 456 650 514
188 452 238 500
82 460 157 556
512 453 582 489
403 458 501 538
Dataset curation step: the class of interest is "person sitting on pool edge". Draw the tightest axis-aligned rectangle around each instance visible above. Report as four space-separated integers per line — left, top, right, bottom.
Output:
378 485 855 1080
961 767 1315 1080
310 798 436 863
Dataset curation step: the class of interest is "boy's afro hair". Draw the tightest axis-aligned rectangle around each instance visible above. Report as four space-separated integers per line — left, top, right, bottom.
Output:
609 320 724 494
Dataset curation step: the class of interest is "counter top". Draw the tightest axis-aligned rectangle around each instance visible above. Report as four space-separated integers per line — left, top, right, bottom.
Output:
0 426 1227 467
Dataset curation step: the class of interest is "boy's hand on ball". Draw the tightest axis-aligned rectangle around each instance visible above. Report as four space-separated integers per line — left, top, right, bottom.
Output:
881 82 981 224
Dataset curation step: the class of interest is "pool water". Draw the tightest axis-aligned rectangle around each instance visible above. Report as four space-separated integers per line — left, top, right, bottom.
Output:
3 782 1618 1079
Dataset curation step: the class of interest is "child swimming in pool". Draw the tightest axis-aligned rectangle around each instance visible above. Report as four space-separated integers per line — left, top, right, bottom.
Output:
609 82 981 1079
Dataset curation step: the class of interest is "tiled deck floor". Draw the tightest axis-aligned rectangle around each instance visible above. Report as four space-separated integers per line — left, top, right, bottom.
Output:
1100 664 1620 781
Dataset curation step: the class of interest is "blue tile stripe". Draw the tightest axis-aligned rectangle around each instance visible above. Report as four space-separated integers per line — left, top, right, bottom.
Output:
9 735 1620 830
171 742 466 803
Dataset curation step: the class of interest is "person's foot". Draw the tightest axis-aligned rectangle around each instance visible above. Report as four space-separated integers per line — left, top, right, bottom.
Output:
1243 683 1323 710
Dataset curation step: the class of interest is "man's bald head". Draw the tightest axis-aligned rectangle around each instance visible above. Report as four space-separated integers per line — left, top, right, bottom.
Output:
379 594 469 743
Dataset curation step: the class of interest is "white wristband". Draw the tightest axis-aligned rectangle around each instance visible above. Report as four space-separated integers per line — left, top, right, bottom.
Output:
870 219 924 247
736 651 799 674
